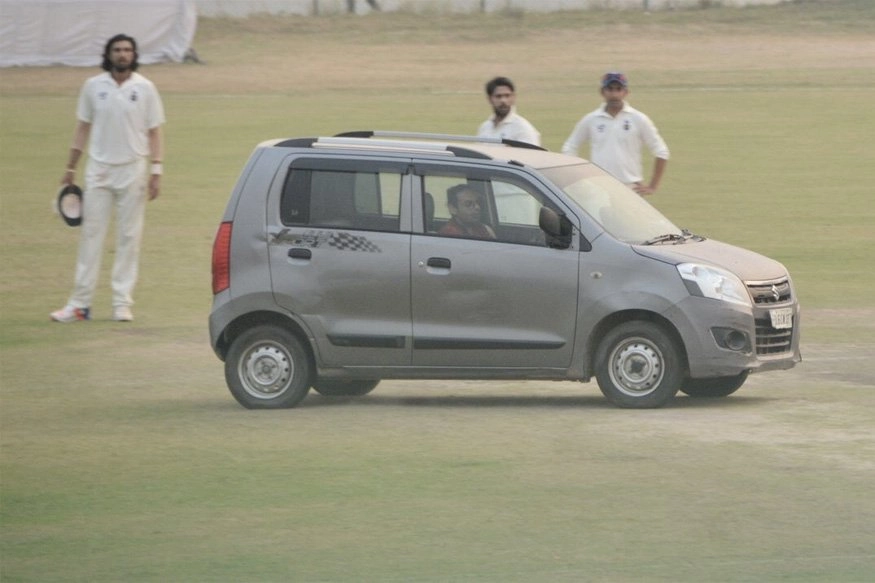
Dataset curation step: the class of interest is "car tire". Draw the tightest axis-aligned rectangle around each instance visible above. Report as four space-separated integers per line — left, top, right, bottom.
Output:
595 321 684 409
225 325 312 409
312 380 380 397
680 371 748 398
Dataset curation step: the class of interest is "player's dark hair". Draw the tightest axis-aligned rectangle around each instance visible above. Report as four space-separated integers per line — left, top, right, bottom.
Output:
102 34 139 72
485 76 515 96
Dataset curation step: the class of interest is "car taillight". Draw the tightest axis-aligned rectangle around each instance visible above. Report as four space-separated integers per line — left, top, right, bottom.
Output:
212 221 232 295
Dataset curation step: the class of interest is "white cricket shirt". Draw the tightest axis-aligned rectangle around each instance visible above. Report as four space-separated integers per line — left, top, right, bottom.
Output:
561 102 669 184
477 108 541 146
77 72 165 165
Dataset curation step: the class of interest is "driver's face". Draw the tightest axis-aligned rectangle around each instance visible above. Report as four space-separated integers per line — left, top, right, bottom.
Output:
451 190 484 225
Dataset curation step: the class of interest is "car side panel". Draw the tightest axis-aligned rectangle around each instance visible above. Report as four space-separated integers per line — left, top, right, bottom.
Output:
410 234 580 368
265 154 413 367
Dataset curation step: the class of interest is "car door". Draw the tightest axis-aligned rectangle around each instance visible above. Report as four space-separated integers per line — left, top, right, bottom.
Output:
267 155 414 367
410 162 580 369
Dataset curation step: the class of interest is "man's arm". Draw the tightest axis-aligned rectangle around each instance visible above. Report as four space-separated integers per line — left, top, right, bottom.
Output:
635 157 667 196
147 126 164 201
61 121 91 185
636 112 669 194
560 118 587 156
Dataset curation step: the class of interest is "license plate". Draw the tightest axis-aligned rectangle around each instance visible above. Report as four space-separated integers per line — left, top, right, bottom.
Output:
770 307 793 329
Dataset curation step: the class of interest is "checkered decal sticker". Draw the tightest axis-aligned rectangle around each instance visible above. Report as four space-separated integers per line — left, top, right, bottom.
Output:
271 229 382 253
327 232 381 253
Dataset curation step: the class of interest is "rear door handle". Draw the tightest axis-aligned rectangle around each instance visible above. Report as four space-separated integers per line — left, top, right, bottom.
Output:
288 248 312 260
427 257 451 269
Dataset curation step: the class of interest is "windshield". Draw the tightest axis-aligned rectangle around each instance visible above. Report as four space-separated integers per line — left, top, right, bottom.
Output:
540 162 681 244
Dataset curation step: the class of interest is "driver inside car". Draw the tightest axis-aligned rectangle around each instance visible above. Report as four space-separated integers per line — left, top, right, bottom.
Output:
438 184 496 240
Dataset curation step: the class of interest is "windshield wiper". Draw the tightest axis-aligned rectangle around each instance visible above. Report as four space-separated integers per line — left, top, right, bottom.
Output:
642 233 685 245
641 229 703 246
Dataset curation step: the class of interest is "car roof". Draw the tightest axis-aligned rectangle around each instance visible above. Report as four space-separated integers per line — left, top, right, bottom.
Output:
257 131 587 171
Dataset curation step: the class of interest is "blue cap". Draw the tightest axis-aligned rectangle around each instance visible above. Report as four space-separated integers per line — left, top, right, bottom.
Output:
601 72 628 88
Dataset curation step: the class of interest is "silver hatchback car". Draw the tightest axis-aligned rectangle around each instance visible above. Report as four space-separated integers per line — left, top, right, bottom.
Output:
210 131 801 409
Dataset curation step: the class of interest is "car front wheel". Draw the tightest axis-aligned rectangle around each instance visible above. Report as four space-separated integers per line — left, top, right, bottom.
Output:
225 325 312 409
595 321 684 409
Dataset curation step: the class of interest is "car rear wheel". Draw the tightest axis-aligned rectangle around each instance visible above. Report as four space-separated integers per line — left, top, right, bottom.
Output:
595 321 684 409
680 371 748 398
225 325 311 409
312 380 379 397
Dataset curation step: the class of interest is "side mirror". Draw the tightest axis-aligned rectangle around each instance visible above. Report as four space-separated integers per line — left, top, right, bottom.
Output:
539 206 573 249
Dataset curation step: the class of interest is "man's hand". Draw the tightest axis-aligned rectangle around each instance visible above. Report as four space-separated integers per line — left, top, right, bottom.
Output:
148 175 161 200
60 168 75 186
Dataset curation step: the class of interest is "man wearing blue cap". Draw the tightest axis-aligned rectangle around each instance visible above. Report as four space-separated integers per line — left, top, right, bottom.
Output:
562 72 669 196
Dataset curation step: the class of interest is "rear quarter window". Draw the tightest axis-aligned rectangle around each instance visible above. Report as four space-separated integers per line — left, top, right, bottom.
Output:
280 166 403 232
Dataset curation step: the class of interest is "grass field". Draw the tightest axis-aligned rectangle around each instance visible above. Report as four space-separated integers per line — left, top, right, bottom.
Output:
2 1 874 581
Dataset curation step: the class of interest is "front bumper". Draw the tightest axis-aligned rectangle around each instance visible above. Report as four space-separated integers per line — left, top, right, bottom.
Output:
664 295 801 379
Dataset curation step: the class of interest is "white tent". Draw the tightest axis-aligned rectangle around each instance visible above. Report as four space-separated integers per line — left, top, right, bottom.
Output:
0 0 197 67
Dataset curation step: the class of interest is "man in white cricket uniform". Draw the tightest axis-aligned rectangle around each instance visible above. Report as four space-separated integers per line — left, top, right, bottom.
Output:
51 34 165 323
477 76 541 147
562 72 669 196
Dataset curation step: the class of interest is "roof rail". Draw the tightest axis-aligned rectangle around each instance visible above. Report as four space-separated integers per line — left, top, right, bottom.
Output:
334 130 547 151
313 137 458 156
273 137 317 148
313 136 491 160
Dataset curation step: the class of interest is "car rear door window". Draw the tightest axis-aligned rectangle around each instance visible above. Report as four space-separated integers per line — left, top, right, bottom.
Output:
281 160 404 232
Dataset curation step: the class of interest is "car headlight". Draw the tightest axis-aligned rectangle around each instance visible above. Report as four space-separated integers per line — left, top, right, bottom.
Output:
677 263 751 307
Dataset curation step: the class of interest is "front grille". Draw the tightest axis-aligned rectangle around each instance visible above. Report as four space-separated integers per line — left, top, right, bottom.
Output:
747 279 792 305
754 318 794 355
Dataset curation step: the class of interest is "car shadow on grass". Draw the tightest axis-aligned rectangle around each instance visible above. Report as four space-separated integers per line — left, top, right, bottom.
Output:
671 394 777 408
306 393 611 409
302 392 775 410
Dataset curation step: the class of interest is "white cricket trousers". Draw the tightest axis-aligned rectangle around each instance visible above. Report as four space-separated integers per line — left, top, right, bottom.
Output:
68 158 148 309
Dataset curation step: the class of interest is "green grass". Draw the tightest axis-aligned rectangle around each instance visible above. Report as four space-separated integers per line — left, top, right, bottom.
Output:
2 2 875 581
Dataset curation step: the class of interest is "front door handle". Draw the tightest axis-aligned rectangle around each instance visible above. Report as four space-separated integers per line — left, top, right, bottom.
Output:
427 257 451 269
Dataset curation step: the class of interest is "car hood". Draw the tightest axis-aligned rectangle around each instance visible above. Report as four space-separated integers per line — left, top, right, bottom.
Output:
633 238 788 281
